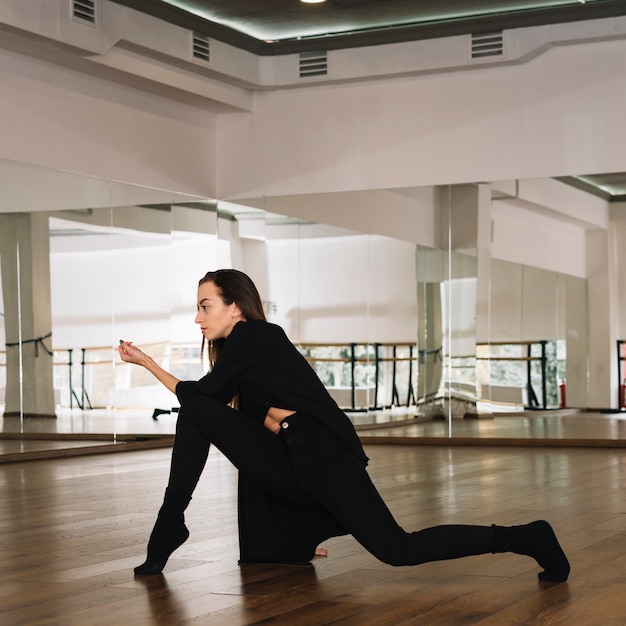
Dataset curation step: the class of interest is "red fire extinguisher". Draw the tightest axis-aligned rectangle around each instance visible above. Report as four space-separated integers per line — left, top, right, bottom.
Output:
559 380 566 408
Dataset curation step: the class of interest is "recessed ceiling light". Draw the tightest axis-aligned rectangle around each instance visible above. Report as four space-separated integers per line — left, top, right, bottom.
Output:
301 0 326 4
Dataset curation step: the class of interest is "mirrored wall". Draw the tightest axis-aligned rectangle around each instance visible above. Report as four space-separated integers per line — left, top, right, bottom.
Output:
0 159 591 442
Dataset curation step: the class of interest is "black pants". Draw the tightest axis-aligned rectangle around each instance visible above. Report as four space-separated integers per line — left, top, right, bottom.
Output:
166 395 495 566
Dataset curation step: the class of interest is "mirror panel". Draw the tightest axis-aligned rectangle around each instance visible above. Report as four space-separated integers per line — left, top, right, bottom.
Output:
0 161 601 442
50 202 178 435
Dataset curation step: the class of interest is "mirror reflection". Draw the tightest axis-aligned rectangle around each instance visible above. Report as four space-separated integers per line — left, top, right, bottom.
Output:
0 161 621 451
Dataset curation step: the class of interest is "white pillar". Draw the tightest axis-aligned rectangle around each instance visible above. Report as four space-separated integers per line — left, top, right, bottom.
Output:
430 184 492 417
564 274 589 408
586 228 619 409
0 213 56 418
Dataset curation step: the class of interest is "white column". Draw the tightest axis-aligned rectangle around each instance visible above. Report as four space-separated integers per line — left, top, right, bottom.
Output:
433 184 492 417
586 228 619 409
564 274 589 408
0 213 56 418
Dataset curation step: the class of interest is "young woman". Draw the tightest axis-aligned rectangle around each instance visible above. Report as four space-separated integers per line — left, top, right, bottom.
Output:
118 269 570 581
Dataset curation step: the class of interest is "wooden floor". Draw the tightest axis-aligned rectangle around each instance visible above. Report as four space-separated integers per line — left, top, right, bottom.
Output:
1 425 625 624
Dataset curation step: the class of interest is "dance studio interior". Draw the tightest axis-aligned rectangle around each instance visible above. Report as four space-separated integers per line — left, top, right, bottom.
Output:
1 1 626 623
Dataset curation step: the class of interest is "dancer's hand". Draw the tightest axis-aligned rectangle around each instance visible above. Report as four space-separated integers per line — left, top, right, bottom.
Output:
314 547 328 558
118 341 180 394
118 340 148 367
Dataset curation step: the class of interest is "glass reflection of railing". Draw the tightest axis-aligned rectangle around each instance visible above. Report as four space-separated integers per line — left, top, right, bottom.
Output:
476 340 564 409
297 343 417 412
50 343 206 411
443 354 478 404
0 342 418 414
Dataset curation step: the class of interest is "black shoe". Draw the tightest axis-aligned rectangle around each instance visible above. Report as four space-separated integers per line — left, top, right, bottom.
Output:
134 523 190 575
493 520 570 582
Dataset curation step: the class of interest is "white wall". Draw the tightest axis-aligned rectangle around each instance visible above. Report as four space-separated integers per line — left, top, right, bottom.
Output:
488 260 568 343
0 50 219 198
491 201 588 278
46 225 417 349
218 38 626 200
265 234 417 344
50 235 219 349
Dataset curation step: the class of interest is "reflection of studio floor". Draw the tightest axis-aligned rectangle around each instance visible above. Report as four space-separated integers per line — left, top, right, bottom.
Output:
1 407 626 462
1 407 180 436
0 408 179 462
359 409 626 448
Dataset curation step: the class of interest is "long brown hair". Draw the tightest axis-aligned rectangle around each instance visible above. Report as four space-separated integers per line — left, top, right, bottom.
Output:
199 269 267 369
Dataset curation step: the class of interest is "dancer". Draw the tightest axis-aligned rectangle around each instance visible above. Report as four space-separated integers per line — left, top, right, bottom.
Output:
119 269 570 582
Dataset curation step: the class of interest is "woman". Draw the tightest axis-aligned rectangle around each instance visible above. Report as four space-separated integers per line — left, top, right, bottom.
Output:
119 269 570 582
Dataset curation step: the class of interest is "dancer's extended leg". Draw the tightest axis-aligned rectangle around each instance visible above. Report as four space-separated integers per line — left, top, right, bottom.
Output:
281 414 569 581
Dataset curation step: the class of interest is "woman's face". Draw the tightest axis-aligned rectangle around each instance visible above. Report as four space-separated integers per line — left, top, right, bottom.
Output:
195 280 245 340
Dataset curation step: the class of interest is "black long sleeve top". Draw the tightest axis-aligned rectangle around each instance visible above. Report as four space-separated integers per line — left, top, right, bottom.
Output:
175 319 368 466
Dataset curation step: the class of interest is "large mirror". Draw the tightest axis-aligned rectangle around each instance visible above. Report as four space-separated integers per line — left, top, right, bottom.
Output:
0 157 619 455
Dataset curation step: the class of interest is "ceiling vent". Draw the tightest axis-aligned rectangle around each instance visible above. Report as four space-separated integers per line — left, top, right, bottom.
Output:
193 32 210 62
299 51 328 78
72 0 96 24
471 32 504 58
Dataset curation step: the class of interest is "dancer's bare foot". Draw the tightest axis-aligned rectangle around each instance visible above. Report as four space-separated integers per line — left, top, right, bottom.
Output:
314 547 328 558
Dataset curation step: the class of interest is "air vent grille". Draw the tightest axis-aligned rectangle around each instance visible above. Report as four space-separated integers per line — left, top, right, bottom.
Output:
471 32 504 58
299 51 328 78
72 0 96 24
193 32 210 62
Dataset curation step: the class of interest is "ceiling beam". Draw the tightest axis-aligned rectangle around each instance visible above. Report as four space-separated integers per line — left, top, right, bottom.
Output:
111 0 626 54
